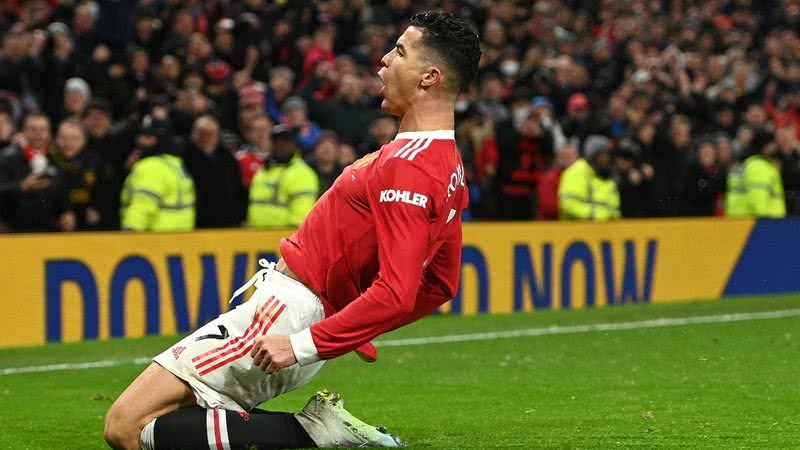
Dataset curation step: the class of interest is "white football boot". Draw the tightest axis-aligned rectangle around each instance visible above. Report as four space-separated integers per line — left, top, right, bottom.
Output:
294 390 405 448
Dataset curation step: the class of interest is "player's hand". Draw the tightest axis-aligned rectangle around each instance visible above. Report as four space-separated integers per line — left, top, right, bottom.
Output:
250 334 297 374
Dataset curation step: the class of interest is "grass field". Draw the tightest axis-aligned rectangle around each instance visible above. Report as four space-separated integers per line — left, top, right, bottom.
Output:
2 295 800 449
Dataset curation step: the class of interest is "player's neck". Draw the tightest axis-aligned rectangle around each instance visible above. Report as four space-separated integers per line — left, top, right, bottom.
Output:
398 99 454 133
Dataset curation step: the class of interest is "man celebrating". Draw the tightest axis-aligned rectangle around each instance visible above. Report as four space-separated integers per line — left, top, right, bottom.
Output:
105 11 481 450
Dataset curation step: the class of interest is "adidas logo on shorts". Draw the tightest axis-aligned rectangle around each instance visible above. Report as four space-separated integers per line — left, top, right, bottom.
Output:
172 346 186 359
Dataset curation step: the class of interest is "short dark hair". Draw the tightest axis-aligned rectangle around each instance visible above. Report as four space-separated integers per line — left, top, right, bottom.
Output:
84 98 113 117
409 11 481 94
316 131 339 147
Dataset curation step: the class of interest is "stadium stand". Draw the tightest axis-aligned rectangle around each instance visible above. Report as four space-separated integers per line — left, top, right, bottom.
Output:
0 0 798 231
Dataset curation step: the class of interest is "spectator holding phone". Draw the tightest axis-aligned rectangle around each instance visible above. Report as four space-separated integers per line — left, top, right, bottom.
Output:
0 113 74 232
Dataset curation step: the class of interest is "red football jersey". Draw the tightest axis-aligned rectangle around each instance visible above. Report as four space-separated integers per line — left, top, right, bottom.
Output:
281 130 468 364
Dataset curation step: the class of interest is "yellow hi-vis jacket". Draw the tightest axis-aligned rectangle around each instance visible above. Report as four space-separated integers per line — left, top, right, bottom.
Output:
558 158 620 221
725 163 748 217
247 154 319 228
742 155 786 218
120 154 196 231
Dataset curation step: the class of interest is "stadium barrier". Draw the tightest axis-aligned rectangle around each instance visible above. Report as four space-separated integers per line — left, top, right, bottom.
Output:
2 217 799 348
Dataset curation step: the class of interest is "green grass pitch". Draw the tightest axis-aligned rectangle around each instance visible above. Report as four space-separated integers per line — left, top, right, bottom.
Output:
1 295 799 449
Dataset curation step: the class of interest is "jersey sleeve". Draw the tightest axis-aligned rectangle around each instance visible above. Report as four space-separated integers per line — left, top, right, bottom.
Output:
290 158 441 364
387 215 463 331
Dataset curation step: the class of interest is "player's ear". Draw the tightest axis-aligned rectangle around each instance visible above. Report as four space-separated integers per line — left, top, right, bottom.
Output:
420 66 443 89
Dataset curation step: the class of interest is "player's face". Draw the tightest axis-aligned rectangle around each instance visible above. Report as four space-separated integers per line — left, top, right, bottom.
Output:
378 26 427 116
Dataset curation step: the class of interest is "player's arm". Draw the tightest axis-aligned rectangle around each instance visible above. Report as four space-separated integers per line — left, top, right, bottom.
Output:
388 216 462 331
291 159 438 364
350 200 464 364
288 229 462 367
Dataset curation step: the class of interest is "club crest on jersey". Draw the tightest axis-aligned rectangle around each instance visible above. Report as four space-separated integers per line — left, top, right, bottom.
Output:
379 189 428 208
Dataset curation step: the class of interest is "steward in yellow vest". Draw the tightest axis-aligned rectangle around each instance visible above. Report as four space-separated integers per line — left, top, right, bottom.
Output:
120 115 195 231
725 162 747 216
247 125 319 228
558 135 620 221
726 130 786 218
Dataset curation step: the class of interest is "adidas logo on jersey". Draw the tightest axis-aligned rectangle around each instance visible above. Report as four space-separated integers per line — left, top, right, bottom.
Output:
379 189 428 208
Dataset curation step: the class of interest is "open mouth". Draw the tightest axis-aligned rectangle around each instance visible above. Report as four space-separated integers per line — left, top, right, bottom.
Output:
377 70 386 97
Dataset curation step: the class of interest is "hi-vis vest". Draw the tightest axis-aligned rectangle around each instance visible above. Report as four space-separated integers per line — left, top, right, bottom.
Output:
726 155 786 218
558 158 620 221
247 154 319 228
725 164 748 217
121 154 195 231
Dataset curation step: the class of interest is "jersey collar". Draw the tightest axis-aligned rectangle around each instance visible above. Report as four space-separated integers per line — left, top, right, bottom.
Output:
394 130 455 141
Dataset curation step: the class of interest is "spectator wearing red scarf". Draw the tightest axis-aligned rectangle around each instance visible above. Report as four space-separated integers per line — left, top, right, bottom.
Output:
0 112 74 231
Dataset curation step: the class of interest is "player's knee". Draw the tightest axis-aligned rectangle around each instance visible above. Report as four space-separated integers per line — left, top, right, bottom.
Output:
104 403 139 450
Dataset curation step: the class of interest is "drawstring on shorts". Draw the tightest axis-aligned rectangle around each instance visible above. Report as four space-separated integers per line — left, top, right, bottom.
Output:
229 258 276 304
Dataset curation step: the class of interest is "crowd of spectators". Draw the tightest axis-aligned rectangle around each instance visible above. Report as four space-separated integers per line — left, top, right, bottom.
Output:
0 0 798 232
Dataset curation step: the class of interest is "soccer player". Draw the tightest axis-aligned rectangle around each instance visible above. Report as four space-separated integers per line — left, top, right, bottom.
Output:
104 11 481 450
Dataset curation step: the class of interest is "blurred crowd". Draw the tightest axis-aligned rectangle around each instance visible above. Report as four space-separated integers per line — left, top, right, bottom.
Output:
0 0 798 232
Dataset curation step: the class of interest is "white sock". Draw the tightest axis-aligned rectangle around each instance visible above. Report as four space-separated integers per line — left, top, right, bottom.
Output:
140 419 156 450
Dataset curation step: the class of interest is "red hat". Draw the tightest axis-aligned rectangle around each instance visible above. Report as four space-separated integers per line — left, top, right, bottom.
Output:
204 60 231 84
567 92 589 111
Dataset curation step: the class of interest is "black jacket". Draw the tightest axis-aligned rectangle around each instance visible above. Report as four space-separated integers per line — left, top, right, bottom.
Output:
86 124 137 230
183 143 247 229
493 119 554 220
616 170 652 218
780 148 800 216
679 162 725 216
0 145 70 232
51 148 105 230
645 135 691 217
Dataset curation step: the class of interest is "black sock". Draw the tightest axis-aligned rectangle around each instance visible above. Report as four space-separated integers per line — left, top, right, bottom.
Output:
149 406 317 449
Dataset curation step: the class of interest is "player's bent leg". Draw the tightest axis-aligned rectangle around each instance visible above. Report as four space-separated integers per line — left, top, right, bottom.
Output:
105 262 404 449
106 264 327 449
143 405 316 449
151 265 327 413
144 391 404 449
104 363 197 450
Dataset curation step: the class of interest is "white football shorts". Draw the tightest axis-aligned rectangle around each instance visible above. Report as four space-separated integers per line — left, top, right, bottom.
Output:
153 261 325 412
